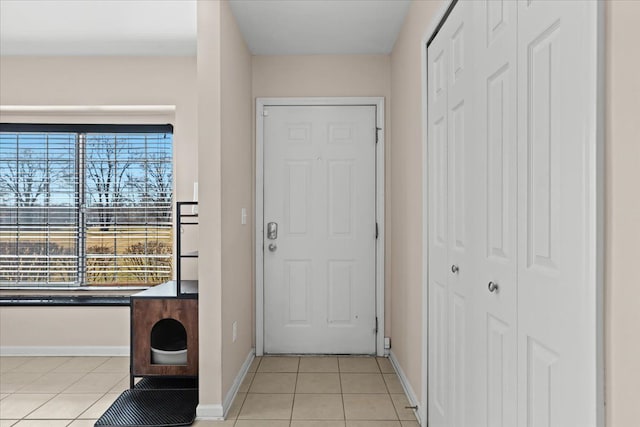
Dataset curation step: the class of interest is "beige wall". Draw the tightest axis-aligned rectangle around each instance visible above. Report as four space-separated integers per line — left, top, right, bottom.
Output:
0 56 197 352
197 0 224 410
252 54 392 336
0 307 129 351
220 0 254 398
197 0 254 412
605 1 640 425
253 55 391 99
389 0 445 400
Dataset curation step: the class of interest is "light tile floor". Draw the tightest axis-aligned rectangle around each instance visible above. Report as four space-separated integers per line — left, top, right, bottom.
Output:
0 355 419 427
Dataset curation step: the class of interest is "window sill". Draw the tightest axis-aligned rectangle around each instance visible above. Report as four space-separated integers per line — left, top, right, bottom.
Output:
0 295 130 307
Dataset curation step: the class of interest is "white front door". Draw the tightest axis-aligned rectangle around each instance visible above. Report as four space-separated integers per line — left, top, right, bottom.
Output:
263 105 377 354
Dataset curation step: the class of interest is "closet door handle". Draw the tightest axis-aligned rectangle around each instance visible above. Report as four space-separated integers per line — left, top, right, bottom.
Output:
488 281 499 293
451 265 459 274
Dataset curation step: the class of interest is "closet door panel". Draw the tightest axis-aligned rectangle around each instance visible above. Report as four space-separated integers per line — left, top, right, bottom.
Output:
445 2 474 426
517 1 597 426
470 0 519 425
427 24 450 427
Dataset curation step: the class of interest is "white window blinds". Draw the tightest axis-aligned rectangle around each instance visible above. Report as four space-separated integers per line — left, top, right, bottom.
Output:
0 131 79 285
0 124 173 287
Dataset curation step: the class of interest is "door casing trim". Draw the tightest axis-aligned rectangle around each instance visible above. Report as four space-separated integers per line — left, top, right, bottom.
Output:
255 97 385 356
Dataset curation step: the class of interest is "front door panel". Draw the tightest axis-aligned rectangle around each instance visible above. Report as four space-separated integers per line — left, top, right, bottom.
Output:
263 105 377 354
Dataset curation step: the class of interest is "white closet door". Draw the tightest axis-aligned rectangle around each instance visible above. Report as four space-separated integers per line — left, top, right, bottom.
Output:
428 2 473 426
516 1 598 426
429 1 599 425
470 0 518 426
445 2 474 426
427 18 450 427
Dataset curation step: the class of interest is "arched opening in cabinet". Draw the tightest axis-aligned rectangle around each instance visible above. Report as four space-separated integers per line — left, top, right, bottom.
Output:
150 318 187 365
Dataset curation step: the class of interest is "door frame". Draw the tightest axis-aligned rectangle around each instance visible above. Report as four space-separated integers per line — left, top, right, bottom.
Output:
255 97 386 357
420 1 605 425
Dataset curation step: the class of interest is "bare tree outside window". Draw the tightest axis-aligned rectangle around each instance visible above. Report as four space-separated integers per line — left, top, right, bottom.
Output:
1 149 48 207
85 135 134 231
142 153 173 221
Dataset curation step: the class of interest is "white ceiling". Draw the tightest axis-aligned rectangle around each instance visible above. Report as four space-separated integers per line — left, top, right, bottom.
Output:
229 0 411 55
0 0 410 56
0 0 198 56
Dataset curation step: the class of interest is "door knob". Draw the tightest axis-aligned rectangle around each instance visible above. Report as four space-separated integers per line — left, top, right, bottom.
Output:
268 243 277 252
451 265 459 274
488 281 499 293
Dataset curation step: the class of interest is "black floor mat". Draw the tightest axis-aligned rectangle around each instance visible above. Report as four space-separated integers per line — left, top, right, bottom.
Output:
134 377 197 390
94 389 197 427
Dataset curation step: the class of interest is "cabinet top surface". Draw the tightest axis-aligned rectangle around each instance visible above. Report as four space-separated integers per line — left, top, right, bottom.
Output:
131 280 198 299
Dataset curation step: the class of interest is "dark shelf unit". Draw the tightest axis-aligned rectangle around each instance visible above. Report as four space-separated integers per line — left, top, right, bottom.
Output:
128 201 199 388
176 201 198 298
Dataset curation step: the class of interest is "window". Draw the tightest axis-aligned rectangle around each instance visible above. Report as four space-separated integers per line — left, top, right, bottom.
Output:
0 124 173 288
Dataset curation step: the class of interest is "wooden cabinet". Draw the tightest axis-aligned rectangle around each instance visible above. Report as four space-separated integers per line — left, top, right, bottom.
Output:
130 281 198 387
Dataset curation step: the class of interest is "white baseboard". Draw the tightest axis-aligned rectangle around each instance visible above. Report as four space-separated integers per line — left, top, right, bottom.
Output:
195 347 255 421
222 348 255 418
389 350 422 426
195 403 224 420
0 346 129 356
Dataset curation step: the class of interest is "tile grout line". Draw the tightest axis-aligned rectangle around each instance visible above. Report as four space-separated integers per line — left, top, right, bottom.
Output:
289 357 300 427
7 370 46 395
90 356 114 373
377 356 403 423
235 355 260 424
74 389 110 422
338 356 346 425
16 381 59 422
1 357 34 374
13 361 66 421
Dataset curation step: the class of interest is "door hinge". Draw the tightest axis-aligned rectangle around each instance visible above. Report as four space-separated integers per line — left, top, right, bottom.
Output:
375 222 379 239
262 110 269 117
375 127 382 143
375 317 379 334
